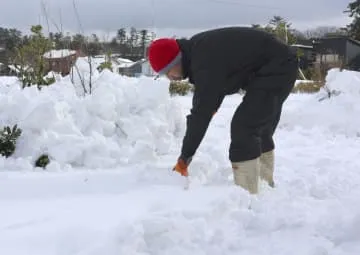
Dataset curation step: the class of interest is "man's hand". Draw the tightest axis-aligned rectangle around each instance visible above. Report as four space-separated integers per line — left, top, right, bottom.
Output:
173 157 192 177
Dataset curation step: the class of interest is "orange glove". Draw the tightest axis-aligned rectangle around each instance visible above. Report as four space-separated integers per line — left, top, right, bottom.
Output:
173 157 192 177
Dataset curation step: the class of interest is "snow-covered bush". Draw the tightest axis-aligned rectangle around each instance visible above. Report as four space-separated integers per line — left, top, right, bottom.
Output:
0 124 22 157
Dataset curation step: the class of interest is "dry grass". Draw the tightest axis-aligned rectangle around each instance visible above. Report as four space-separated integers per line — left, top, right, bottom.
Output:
292 81 325 94
168 79 325 96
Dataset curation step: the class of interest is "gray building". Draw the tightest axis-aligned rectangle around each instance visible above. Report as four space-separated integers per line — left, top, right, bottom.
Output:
118 59 156 77
312 36 360 70
291 36 360 71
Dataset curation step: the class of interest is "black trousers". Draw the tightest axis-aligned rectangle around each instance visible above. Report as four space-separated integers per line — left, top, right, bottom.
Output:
229 56 298 162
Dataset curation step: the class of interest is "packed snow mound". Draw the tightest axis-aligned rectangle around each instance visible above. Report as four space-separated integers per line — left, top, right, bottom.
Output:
281 68 360 137
323 68 360 95
0 71 185 170
71 57 101 96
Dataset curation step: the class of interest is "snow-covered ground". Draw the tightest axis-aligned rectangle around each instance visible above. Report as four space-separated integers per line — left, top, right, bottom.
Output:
1 68 360 255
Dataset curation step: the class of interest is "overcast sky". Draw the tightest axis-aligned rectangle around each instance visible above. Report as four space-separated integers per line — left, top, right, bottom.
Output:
0 0 352 38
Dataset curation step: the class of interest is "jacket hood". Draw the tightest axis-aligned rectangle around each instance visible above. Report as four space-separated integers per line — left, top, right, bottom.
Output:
176 38 192 80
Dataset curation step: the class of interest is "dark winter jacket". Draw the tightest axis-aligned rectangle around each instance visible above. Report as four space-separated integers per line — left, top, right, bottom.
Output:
176 27 298 161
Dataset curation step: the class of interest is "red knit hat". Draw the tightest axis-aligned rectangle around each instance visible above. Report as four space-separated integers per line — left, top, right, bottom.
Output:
148 38 182 75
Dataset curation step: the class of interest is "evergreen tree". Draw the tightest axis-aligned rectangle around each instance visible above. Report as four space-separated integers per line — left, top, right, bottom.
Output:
140 29 150 57
0 27 22 63
15 25 53 87
53 32 65 49
268 16 297 44
0 27 22 52
71 34 86 50
251 16 296 44
117 28 126 45
344 0 360 40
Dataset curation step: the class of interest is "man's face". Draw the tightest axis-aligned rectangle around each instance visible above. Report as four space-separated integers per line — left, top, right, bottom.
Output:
166 64 183 81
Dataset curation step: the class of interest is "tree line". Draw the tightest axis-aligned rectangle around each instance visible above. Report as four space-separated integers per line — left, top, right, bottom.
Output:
0 27 154 65
2 0 360 67
0 19 349 67
252 1 360 43
251 16 347 45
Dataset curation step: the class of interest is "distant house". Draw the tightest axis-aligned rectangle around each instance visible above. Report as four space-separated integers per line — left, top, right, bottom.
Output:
86 53 156 77
43 49 78 76
117 59 156 77
141 60 156 76
112 57 135 74
312 36 360 70
291 36 360 72
290 40 316 70
91 55 136 73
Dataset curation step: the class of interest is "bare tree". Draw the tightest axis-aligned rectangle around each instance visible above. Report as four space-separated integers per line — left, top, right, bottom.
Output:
304 26 347 39
37 0 97 96
72 0 94 95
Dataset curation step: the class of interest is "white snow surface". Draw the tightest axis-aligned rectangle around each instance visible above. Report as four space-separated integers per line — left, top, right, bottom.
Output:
1 68 360 254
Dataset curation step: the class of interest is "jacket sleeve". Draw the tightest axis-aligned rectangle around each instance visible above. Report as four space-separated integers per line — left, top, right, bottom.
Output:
179 69 225 160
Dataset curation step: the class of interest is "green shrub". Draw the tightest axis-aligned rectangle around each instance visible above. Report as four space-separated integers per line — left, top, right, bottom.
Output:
0 125 22 158
98 61 113 72
169 80 194 96
14 25 54 89
35 154 50 169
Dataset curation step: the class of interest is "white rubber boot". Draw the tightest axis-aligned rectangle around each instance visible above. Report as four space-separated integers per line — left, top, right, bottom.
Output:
232 158 260 194
260 150 275 188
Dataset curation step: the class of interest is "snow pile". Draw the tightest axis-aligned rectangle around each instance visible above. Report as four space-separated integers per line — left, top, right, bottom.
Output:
0 70 184 170
324 68 360 95
280 68 360 137
70 57 102 96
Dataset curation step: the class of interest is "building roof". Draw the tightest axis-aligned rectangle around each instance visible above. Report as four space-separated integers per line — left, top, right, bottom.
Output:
314 35 360 47
118 62 136 68
44 49 77 59
117 57 133 63
295 39 313 46
291 44 313 49
347 37 360 46
113 57 135 68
